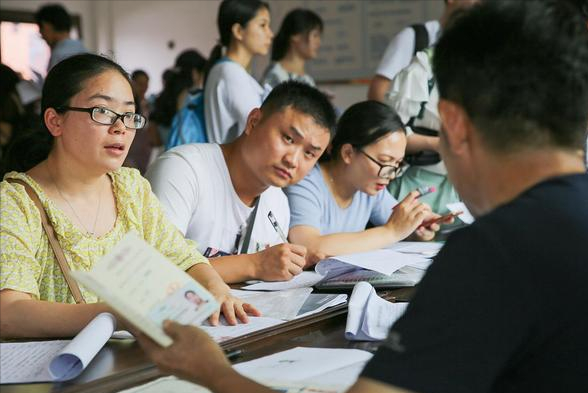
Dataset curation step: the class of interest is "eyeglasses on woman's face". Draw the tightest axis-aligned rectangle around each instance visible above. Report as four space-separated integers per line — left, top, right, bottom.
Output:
57 106 147 130
358 149 405 179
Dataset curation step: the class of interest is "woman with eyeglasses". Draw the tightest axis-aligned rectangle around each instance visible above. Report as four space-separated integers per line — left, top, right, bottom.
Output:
285 101 442 260
0 54 258 339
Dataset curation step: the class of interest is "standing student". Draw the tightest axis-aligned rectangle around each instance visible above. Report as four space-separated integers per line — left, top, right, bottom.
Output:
131 2 588 392
367 0 477 102
0 54 257 339
285 101 441 259
262 9 323 89
204 0 274 144
147 81 336 284
35 4 88 72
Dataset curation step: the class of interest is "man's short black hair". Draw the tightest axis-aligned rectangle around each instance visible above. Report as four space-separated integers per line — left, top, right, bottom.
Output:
35 4 72 32
434 0 588 152
260 81 336 136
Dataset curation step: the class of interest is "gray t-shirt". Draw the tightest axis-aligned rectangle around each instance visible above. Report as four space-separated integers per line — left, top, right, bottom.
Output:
48 39 88 70
285 164 398 234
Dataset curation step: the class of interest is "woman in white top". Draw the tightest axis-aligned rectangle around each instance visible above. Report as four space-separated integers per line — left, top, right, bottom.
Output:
262 8 323 89
204 0 273 144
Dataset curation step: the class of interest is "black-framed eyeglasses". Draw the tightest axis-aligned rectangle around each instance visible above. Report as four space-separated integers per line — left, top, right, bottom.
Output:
57 106 147 130
358 150 405 179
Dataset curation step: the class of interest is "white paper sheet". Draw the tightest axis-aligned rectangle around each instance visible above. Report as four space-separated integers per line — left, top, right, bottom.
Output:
346 282 408 341
117 347 372 393
200 317 285 343
242 271 324 291
447 202 475 224
230 288 312 320
234 347 373 383
0 340 69 384
0 313 116 384
388 241 444 258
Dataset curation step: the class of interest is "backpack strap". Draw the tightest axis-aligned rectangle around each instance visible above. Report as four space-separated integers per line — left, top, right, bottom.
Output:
7 179 86 304
411 24 429 55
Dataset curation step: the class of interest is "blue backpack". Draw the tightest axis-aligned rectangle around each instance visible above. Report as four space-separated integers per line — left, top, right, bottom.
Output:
166 89 207 150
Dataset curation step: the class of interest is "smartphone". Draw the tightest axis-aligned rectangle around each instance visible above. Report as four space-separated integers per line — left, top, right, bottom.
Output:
422 211 463 227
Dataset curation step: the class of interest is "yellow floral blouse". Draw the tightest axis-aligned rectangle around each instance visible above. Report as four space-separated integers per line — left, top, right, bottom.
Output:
0 167 208 304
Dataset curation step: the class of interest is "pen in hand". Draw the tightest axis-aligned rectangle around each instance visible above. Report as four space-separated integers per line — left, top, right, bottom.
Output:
267 211 288 244
392 185 436 211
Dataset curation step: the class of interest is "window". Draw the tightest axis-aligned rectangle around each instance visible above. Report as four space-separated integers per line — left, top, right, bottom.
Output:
0 9 81 80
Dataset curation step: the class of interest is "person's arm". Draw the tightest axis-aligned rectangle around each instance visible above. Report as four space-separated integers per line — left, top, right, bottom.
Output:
0 289 113 338
208 244 306 284
369 27 416 102
367 75 393 102
405 134 439 154
289 191 431 257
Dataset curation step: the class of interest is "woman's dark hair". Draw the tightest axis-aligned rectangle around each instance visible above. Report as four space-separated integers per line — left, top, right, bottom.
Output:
175 49 207 73
202 0 269 86
271 8 323 62
6 54 132 173
321 101 405 162
150 70 193 127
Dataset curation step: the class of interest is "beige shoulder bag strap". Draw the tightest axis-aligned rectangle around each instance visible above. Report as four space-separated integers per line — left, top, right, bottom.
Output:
7 179 86 304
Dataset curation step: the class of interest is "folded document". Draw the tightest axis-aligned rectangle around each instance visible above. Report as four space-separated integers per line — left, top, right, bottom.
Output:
346 282 408 341
0 313 128 384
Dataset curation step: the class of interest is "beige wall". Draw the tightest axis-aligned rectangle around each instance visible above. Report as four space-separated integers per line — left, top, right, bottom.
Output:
1 0 443 109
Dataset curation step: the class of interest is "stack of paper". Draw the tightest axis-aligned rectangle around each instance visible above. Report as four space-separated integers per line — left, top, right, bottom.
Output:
230 289 347 321
345 282 408 341
242 248 431 291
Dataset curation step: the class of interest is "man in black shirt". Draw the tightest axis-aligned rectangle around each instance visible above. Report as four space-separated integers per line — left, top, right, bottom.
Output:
131 1 588 392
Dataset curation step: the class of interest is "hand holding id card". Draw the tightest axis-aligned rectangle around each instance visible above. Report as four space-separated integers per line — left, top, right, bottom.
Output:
71 231 219 347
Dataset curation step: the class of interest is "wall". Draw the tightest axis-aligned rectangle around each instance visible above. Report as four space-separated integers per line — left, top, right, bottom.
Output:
1 0 443 108
109 1 220 94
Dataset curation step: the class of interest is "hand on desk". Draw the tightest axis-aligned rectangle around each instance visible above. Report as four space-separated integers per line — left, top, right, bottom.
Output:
253 243 307 281
206 280 261 326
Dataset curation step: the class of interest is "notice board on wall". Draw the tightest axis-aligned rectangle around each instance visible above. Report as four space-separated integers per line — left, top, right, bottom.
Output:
265 0 439 82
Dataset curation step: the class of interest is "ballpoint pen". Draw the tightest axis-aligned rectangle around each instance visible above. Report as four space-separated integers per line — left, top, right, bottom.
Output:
267 211 288 243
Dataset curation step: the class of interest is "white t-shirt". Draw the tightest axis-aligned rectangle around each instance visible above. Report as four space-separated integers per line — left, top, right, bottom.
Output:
262 62 316 89
204 60 265 144
375 20 441 81
146 143 290 256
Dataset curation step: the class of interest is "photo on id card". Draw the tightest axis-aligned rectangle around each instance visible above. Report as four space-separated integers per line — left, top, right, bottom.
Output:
147 281 218 327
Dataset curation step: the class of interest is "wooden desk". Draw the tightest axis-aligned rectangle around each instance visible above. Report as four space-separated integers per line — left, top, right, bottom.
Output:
0 288 413 393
